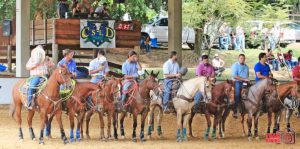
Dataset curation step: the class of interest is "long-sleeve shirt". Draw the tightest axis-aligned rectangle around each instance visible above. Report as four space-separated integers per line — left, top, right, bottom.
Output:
196 63 215 77
26 57 54 76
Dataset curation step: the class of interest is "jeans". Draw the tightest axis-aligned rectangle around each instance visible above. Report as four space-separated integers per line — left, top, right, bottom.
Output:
163 79 173 108
121 80 133 102
285 60 292 69
90 75 104 84
28 76 42 106
271 60 279 71
234 81 243 112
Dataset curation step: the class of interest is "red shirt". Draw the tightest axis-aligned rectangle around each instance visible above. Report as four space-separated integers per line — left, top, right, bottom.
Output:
292 65 300 80
284 53 292 61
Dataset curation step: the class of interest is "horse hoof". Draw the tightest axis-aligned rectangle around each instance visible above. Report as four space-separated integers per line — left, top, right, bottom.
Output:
182 137 188 142
86 136 91 140
70 138 75 143
255 136 260 141
176 138 182 142
121 135 125 140
188 134 194 138
76 138 81 142
32 138 36 141
63 140 69 144
147 135 151 140
242 133 246 137
19 139 24 142
158 135 164 139
39 141 45 145
248 137 253 141
132 138 137 142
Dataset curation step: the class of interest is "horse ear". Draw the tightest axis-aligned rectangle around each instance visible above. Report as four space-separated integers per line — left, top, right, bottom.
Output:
150 70 154 76
145 70 149 76
155 71 160 77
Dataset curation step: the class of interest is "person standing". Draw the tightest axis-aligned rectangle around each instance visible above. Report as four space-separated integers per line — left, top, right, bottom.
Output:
26 45 55 109
231 54 249 118
121 51 143 106
254 52 273 82
57 0 69 19
89 49 110 84
162 51 181 113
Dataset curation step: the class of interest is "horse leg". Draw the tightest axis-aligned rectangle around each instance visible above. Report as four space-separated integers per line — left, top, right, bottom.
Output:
247 114 253 141
120 112 126 139
241 113 246 137
267 112 272 134
147 106 154 139
98 112 105 141
176 110 183 142
113 112 118 140
273 111 281 133
221 108 230 138
140 111 148 142
45 113 54 139
38 109 47 145
16 103 23 141
157 106 163 138
27 110 36 140
85 110 93 139
254 114 260 140
182 113 191 142
106 111 113 140
68 110 75 142
204 112 211 140
212 114 220 140
55 110 69 144
132 113 138 142
80 111 86 139
286 109 293 131
76 111 84 141
188 111 195 138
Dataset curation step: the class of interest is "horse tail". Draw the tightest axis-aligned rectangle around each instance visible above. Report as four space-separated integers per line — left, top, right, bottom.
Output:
9 102 16 120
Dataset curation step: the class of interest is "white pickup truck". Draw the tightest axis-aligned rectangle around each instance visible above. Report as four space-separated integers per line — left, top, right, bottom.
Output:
141 16 196 49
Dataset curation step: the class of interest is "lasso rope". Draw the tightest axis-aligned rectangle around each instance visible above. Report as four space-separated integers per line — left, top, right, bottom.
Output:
18 76 48 100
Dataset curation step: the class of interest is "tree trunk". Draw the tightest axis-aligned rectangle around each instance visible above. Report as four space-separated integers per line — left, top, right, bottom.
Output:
194 28 203 56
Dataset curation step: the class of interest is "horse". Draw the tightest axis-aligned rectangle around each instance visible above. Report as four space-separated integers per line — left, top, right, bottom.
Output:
266 81 300 133
45 81 101 142
114 71 159 142
84 78 121 140
172 76 213 142
222 78 276 141
9 66 72 144
187 80 234 140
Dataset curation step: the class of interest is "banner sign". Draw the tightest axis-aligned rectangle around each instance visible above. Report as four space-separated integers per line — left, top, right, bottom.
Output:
80 20 116 48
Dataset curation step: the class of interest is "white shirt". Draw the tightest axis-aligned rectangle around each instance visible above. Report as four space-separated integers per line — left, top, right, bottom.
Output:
212 58 224 68
95 6 104 13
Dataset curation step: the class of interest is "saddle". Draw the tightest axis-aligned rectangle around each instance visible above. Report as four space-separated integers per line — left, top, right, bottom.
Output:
20 77 47 107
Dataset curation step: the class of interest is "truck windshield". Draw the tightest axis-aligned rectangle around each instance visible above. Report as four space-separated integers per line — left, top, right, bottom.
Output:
148 17 159 24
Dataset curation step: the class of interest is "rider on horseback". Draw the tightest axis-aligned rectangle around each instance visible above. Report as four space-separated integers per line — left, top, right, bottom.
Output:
292 57 300 116
254 52 273 113
26 45 55 109
121 50 143 107
231 54 249 118
89 49 110 84
194 54 215 113
162 51 181 113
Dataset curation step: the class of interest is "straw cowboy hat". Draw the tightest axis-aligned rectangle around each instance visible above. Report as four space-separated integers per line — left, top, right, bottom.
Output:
31 45 45 64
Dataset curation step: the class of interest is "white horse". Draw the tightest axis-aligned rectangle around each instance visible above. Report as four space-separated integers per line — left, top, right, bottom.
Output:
174 76 212 142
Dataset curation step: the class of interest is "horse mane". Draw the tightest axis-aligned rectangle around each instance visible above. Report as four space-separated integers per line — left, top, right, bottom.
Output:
177 76 207 98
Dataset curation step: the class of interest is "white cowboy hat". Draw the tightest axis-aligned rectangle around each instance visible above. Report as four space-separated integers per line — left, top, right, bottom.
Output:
31 45 45 64
214 53 219 57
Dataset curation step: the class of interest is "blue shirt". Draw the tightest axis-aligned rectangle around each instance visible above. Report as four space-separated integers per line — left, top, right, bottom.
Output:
254 62 271 81
89 57 110 77
58 58 77 73
122 60 139 78
231 62 249 81
163 59 180 78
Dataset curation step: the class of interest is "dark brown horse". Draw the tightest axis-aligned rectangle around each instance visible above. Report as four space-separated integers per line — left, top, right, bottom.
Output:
45 81 101 142
188 80 234 140
265 81 300 133
114 71 159 142
84 78 121 140
9 66 72 144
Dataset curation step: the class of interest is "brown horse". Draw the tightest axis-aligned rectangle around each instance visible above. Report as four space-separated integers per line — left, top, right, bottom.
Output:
83 78 121 140
114 71 159 142
265 81 300 133
188 80 234 140
9 67 72 144
45 81 101 142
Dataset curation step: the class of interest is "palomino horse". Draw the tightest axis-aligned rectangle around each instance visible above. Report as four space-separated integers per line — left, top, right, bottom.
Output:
173 76 213 142
114 71 159 142
188 80 234 140
9 67 72 144
266 81 300 133
84 78 121 140
45 81 101 142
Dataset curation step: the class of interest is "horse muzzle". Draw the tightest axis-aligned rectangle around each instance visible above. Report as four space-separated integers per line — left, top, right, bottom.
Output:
94 104 103 112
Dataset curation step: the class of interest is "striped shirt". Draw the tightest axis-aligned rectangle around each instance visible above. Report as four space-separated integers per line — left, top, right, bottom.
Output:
26 57 54 76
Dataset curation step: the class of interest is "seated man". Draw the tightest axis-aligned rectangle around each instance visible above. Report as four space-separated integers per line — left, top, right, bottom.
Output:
266 49 279 71
212 54 225 77
121 51 142 107
194 55 215 112
162 51 181 113
26 45 55 109
284 50 294 69
94 2 110 17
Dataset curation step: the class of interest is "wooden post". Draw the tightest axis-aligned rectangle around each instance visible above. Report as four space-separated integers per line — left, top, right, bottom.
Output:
31 20 35 45
44 19 47 44
7 45 12 72
52 19 59 64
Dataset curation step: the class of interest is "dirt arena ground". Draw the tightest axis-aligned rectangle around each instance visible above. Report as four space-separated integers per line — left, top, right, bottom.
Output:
0 105 299 149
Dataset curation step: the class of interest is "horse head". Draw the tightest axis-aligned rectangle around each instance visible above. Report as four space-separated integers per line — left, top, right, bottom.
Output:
107 77 122 102
203 77 213 101
56 65 72 84
224 80 235 105
144 70 159 91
